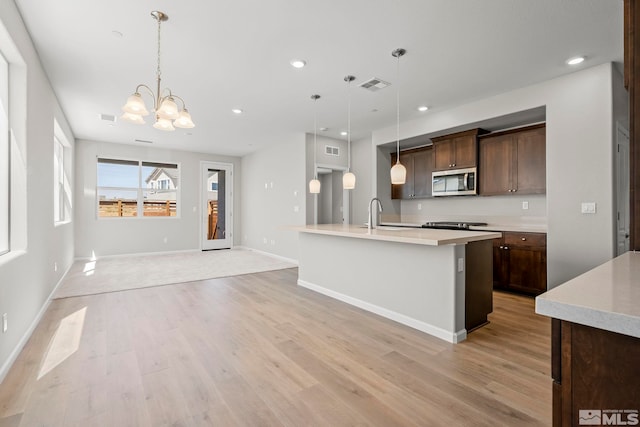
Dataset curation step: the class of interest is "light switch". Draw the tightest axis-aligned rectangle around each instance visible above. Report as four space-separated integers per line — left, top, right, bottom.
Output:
457 258 464 272
522 201 529 210
581 202 597 214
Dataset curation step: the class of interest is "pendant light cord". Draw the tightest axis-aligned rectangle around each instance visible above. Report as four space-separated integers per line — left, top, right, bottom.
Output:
396 53 400 164
347 79 352 172
313 96 318 179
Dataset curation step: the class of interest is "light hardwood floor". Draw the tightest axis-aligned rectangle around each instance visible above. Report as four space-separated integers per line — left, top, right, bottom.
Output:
0 268 551 426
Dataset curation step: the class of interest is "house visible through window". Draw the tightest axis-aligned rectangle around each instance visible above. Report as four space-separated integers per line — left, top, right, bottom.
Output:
97 158 179 218
53 120 72 224
0 52 9 255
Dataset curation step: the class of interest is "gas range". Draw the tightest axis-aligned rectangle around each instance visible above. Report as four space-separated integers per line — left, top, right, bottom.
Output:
421 221 488 230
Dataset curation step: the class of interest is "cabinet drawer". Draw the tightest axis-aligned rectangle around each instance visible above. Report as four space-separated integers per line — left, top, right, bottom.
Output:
504 232 546 247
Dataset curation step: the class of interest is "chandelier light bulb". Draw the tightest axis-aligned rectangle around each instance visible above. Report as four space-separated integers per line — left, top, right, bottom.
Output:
153 117 176 131
174 109 195 129
120 112 145 125
122 93 150 116
157 97 179 120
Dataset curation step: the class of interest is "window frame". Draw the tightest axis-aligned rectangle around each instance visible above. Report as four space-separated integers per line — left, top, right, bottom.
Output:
96 157 181 219
0 51 9 256
53 122 72 226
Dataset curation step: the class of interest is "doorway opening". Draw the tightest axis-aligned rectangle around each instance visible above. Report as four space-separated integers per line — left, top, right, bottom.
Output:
202 162 233 250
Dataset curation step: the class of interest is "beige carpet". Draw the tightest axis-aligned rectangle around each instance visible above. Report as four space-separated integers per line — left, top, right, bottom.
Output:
54 248 297 299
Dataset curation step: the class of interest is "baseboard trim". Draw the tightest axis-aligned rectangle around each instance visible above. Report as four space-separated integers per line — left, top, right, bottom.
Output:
74 248 200 261
297 279 466 344
0 262 72 385
236 246 298 266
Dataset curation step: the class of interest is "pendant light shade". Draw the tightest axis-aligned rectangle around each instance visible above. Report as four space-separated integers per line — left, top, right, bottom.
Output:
309 94 321 194
122 93 150 116
343 75 356 190
309 178 321 194
390 48 407 185
390 162 407 184
343 172 356 189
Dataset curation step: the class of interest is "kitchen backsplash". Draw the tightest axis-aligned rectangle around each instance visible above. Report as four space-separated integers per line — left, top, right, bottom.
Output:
381 194 547 227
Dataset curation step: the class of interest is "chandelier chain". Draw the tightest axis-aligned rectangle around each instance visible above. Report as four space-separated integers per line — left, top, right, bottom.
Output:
156 16 162 82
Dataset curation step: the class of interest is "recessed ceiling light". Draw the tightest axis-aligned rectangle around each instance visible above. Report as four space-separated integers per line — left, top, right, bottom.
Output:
566 56 585 66
340 131 348 136
319 127 328 131
418 105 429 112
290 59 306 69
231 108 243 114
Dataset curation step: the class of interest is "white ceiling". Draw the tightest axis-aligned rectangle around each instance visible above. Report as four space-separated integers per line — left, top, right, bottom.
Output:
14 0 623 157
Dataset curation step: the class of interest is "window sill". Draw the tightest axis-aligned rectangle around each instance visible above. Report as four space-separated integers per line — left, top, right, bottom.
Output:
0 249 27 268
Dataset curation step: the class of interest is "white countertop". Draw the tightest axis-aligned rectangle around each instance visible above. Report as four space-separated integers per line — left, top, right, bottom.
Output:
380 222 546 234
293 224 501 246
535 251 640 338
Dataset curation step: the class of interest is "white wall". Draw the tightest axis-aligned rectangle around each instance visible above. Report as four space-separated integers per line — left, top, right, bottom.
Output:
74 139 241 257
351 135 374 225
372 63 619 288
241 134 306 260
0 1 75 382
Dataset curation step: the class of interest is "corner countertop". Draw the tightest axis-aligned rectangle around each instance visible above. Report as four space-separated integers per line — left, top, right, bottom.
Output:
292 224 501 246
535 251 640 339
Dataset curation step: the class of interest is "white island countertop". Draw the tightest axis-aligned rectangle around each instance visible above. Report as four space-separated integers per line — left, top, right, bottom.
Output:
293 224 501 246
536 251 640 339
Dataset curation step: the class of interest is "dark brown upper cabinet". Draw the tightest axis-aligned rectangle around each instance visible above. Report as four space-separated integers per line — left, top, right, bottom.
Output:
479 124 546 196
391 146 434 199
431 129 486 171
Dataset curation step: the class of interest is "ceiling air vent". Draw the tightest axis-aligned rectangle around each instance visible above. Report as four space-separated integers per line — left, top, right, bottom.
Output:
359 77 391 92
325 145 340 156
134 139 153 144
99 113 117 123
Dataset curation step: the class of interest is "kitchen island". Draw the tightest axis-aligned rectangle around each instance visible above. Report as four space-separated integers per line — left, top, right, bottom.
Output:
293 224 501 343
535 252 640 426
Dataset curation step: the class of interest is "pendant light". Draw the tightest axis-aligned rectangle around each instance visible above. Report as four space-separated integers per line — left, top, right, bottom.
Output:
390 48 407 185
343 75 356 190
309 94 321 194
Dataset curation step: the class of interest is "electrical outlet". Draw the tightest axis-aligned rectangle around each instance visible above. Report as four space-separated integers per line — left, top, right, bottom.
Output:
418 203 422 211
293 205 299 212
270 240 276 246
263 237 268 244
457 258 464 273
2 313 7 333
522 201 529 210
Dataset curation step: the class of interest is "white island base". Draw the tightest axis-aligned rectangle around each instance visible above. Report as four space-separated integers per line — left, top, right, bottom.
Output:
295 225 500 343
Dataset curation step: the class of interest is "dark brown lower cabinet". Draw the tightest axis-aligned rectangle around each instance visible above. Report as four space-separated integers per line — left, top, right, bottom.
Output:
552 319 640 426
493 231 547 295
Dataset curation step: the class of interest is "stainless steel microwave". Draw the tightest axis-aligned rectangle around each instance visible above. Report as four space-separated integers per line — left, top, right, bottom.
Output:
432 167 477 196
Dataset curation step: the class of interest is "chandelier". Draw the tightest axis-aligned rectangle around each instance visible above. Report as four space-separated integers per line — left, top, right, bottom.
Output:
120 11 194 131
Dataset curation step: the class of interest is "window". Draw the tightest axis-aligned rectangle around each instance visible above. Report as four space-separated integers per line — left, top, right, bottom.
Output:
97 158 179 218
0 52 8 255
53 121 72 224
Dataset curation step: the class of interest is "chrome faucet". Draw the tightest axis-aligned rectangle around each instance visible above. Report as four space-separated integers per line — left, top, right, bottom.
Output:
368 197 383 231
